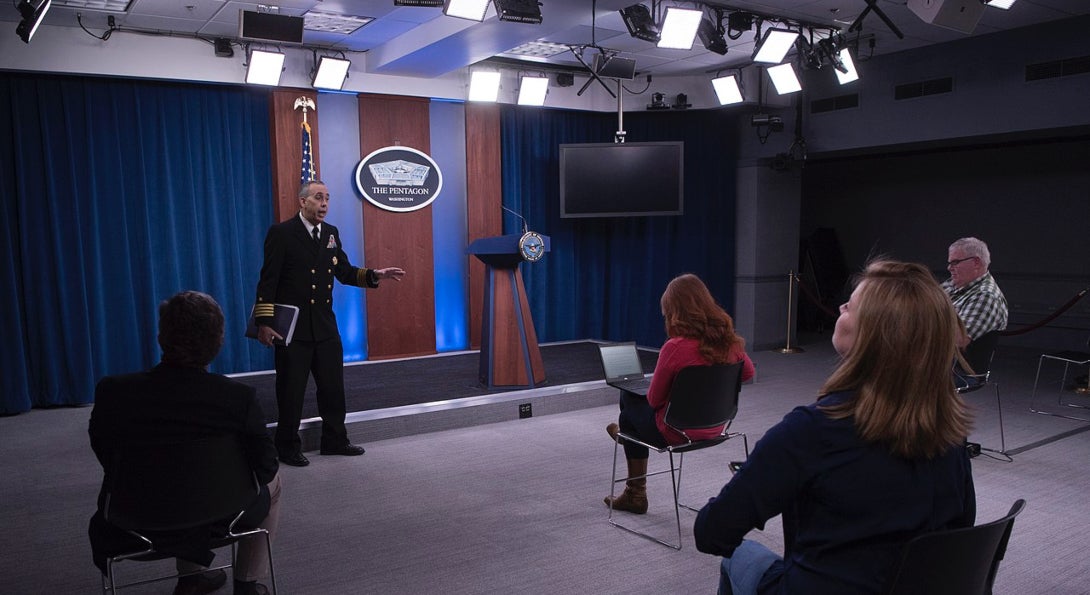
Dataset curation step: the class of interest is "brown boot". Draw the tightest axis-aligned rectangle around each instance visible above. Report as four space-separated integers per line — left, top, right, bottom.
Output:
606 422 620 441
604 457 648 514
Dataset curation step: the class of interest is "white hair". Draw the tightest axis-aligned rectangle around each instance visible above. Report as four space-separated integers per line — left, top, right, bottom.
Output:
949 237 991 268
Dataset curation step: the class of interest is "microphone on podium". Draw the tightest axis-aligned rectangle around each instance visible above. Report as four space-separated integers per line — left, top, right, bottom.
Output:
501 205 529 235
500 206 546 263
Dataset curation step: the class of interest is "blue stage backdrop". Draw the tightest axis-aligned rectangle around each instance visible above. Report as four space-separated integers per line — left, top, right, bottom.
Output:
500 106 741 349
0 73 273 414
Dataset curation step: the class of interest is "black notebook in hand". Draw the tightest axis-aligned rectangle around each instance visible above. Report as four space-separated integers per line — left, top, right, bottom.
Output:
245 304 300 346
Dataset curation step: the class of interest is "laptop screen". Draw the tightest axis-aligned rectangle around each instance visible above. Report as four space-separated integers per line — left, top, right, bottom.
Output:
598 342 644 380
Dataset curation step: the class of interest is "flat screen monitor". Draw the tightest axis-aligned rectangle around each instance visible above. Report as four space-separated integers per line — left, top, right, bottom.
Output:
559 141 684 218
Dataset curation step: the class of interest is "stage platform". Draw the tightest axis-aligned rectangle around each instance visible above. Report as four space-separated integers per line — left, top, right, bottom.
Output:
230 340 659 450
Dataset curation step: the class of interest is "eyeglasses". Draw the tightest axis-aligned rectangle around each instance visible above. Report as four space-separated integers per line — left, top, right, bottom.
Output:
947 256 976 267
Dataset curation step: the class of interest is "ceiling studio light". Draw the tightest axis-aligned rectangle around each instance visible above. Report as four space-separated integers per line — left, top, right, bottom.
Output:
313 56 351 90
468 70 501 102
767 63 802 95
711 74 743 105
15 0 52 44
698 17 728 55
517 75 549 106
835 49 859 84
395 0 444 5
753 28 798 64
620 4 660 43
246 50 285 86
494 0 542 24
445 0 490 21
985 0 1016 8
657 7 703 50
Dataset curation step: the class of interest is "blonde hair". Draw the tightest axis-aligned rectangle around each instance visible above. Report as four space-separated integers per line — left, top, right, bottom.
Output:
660 273 744 364
820 260 971 459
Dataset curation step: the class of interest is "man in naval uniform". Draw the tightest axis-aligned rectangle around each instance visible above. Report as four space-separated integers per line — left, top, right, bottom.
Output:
254 179 404 467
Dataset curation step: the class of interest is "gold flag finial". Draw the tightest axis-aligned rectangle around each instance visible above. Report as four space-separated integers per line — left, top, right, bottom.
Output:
293 96 316 124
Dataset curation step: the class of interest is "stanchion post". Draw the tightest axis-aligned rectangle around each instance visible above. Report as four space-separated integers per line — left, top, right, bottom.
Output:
778 270 804 354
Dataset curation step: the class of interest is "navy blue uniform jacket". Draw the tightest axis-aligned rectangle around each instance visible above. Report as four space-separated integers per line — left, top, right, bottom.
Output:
254 215 376 342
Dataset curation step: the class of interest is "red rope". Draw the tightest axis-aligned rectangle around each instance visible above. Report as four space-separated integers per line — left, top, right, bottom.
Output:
998 288 1088 336
793 275 1087 338
794 275 840 320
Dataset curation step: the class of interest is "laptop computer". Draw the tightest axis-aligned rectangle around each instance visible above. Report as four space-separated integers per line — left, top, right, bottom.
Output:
598 342 652 396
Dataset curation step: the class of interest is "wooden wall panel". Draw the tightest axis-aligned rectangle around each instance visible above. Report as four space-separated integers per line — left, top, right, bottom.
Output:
270 89 319 222
464 103 503 349
358 94 436 359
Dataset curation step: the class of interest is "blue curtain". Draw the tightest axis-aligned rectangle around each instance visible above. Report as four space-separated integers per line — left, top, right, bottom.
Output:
0 73 273 415
500 106 740 348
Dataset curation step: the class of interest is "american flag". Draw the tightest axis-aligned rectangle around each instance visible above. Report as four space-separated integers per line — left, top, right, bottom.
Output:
300 121 317 184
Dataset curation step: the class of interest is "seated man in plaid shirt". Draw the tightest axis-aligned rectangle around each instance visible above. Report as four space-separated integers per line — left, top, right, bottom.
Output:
942 237 1008 349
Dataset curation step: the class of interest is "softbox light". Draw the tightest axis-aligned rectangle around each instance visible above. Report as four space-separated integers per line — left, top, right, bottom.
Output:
712 74 743 105
468 70 501 102
753 28 798 64
835 49 859 84
517 76 549 106
246 50 285 86
657 7 702 50
313 56 351 90
767 63 802 95
445 0 490 21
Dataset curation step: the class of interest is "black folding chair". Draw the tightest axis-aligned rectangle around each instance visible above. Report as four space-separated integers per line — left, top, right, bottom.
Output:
955 331 1010 460
885 499 1026 595
100 434 277 594
608 362 749 550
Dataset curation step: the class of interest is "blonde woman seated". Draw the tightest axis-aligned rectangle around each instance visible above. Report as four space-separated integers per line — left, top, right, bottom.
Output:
604 273 755 514
694 261 976 595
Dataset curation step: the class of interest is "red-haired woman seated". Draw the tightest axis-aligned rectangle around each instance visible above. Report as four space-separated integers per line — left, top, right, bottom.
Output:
604 273 755 514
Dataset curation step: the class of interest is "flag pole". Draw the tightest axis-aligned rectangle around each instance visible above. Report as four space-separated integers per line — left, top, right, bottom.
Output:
294 96 317 183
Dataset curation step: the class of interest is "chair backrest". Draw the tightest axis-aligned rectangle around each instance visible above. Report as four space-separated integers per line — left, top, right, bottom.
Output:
963 330 1001 375
663 362 743 433
104 433 259 533
884 499 1026 595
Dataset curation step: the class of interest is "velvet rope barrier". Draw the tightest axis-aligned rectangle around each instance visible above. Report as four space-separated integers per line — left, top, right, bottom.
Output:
998 288 1088 336
794 275 841 321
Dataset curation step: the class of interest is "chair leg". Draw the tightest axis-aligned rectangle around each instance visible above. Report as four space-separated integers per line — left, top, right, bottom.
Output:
1029 355 1046 415
669 451 682 550
607 439 682 550
980 383 1013 462
1029 356 1090 422
263 531 277 595
104 558 117 595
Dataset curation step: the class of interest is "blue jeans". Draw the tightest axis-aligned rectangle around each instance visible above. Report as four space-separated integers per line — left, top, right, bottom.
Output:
718 540 783 595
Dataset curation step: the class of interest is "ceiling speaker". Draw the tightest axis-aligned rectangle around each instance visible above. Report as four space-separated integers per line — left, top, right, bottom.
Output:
239 10 304 44
906 0 985 34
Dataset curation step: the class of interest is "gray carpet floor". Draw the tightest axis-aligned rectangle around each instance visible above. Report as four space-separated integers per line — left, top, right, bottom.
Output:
3 336 1090 594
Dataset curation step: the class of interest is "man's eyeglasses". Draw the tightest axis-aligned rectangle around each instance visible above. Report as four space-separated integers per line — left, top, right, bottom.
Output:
947 256 976 267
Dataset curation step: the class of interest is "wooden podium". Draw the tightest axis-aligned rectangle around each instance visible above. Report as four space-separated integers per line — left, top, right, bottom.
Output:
468 234 549 388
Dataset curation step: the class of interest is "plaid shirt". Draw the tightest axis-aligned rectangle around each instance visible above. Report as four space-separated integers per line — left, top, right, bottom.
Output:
942 272 1008 340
